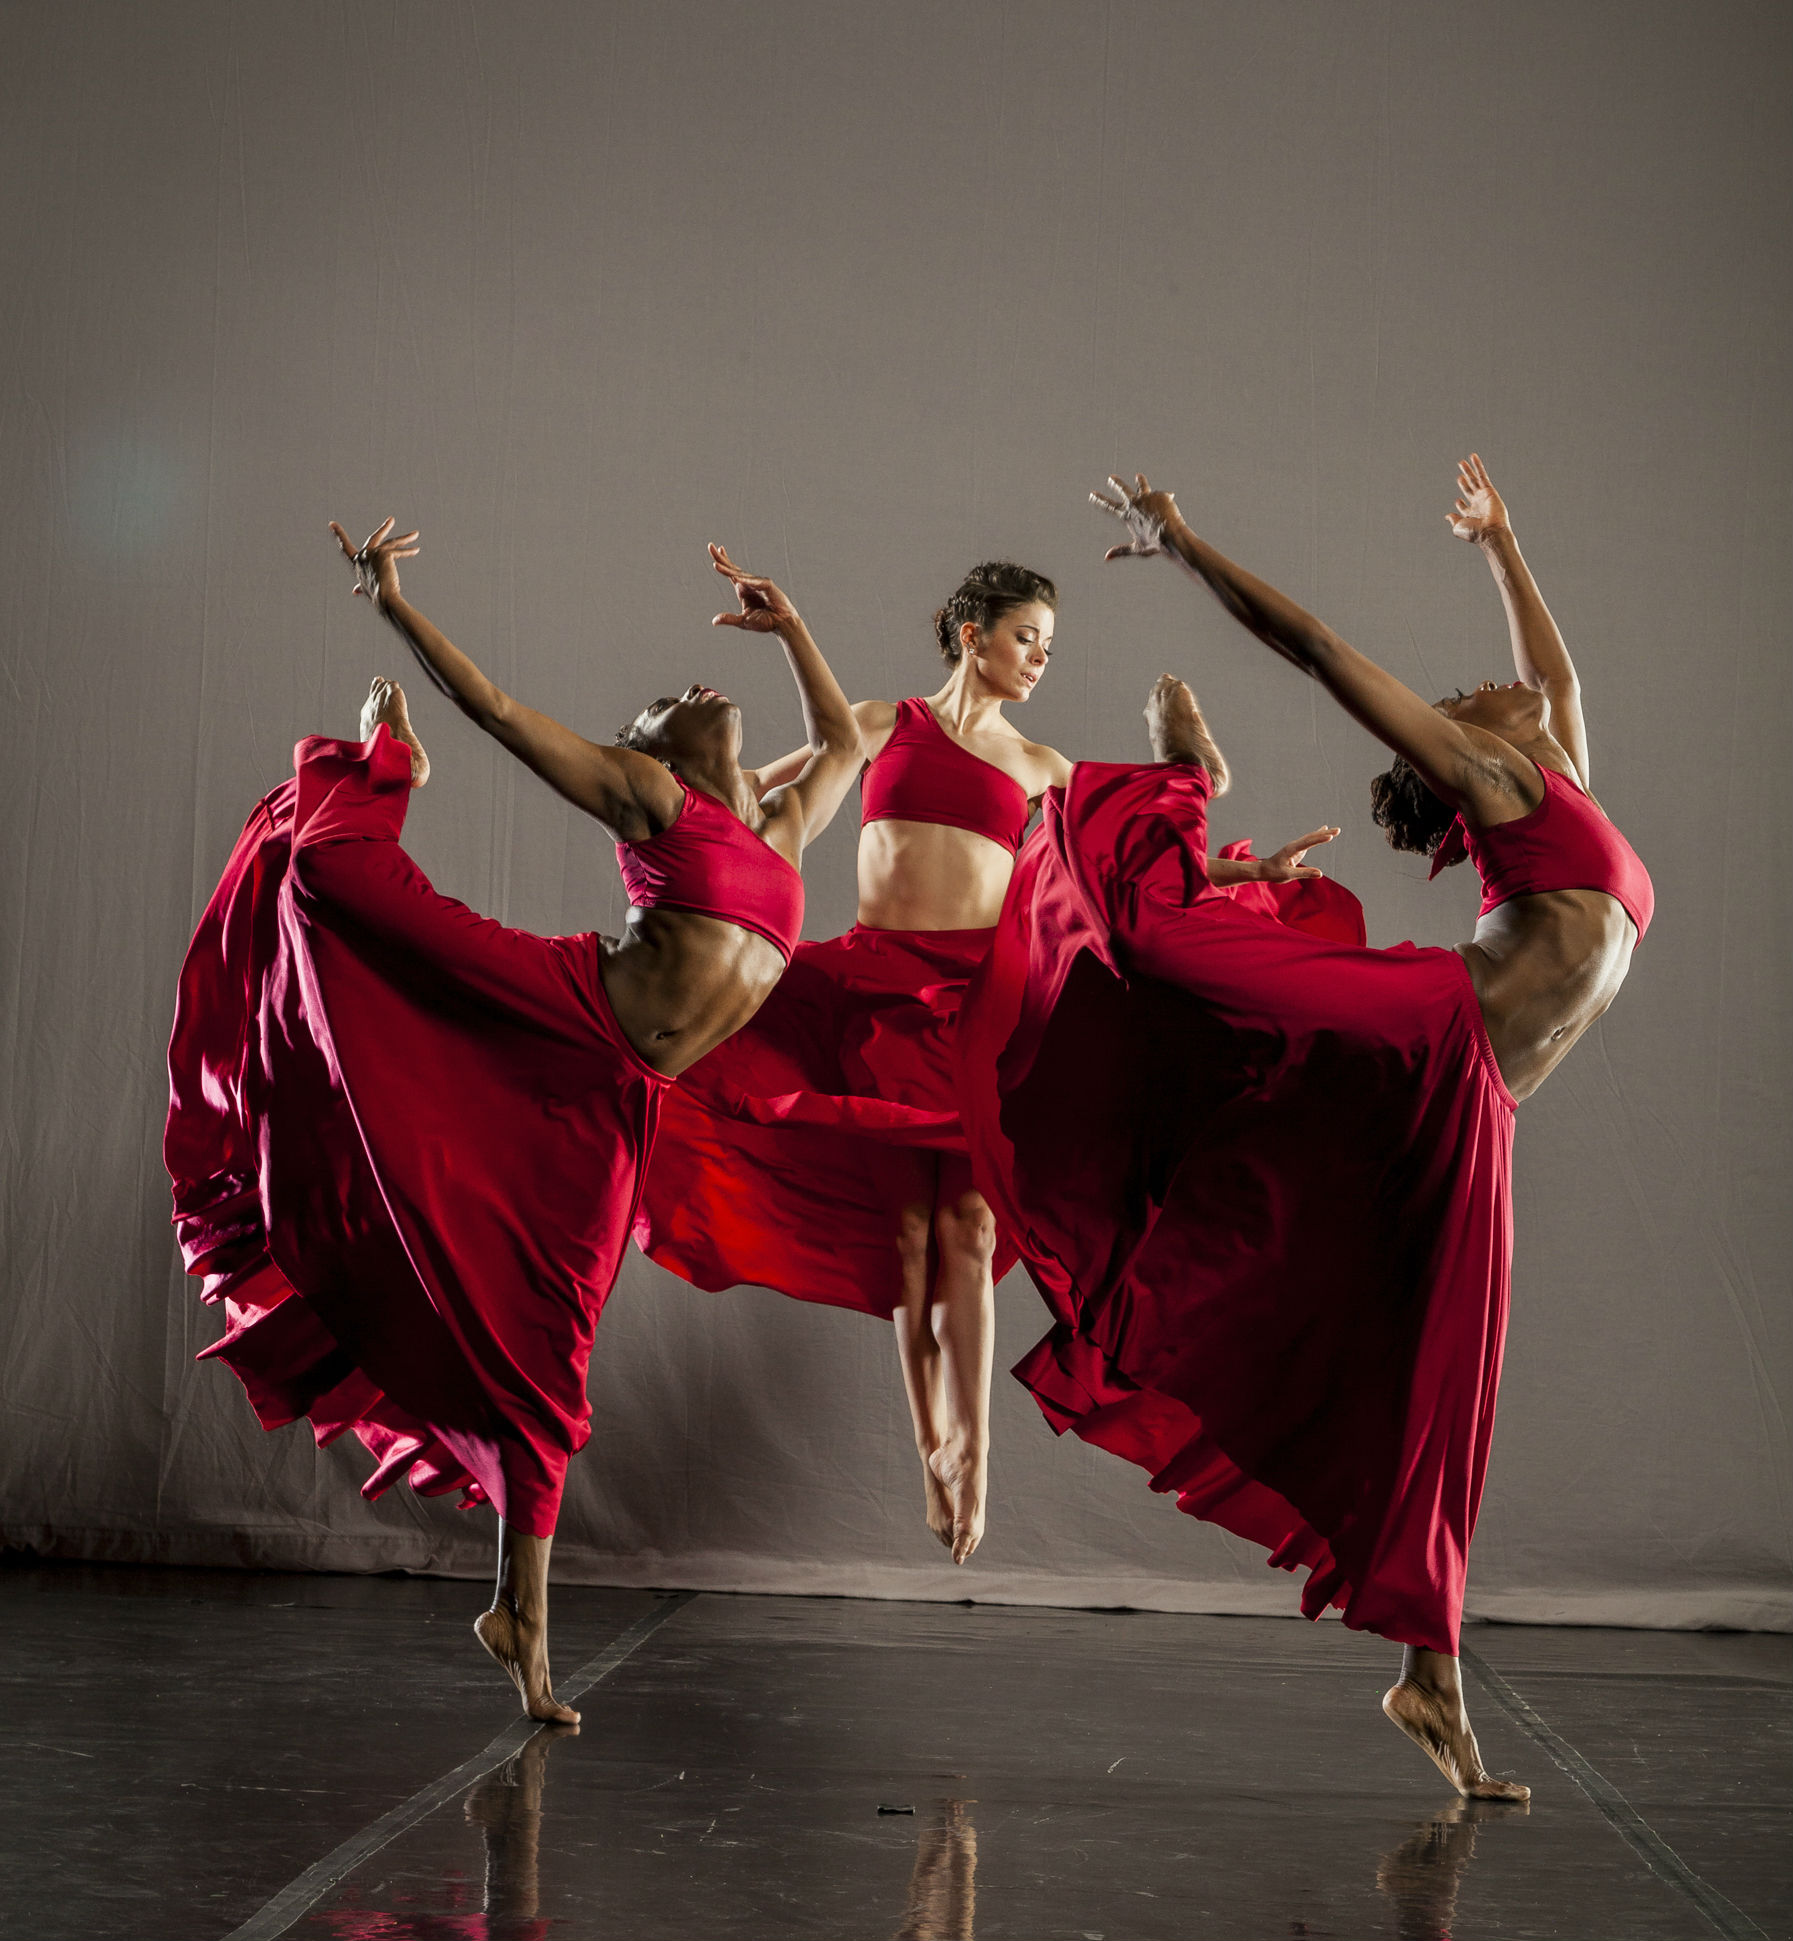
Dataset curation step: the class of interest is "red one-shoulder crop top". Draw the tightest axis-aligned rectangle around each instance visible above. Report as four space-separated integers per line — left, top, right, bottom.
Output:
616 778 804 959
1431 762 1653 942
860 698 1032 853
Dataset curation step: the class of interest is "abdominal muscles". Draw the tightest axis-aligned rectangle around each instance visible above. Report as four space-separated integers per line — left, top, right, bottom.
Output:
1461 890 1637 1102
856 819 1019 932
601 910 789 1076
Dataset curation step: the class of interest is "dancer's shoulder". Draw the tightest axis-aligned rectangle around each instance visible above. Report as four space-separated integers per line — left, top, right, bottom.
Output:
1013 734 1073 794
852 698 902 757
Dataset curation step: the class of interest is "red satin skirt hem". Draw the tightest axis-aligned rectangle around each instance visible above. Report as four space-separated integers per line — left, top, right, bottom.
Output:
957 762 1512 1655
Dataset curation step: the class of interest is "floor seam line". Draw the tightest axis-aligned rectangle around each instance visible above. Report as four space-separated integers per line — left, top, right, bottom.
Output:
1460 1644 1768 1941
216 1589 700 1941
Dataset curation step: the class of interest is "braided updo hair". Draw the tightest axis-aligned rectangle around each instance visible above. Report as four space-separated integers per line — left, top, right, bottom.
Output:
1368 754 1463 862
933 561 1058 665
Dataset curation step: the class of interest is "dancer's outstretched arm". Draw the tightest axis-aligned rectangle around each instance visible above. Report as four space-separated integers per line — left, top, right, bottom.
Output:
331 518 680 840
1447 455 1590 788
707 545 863 856
1092 475 1536 828
745 739 822 797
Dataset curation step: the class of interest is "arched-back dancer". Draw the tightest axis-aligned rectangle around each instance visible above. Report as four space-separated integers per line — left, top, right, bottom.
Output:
957 458 1649 1798
635 567 1338 1561
165 520 861 1722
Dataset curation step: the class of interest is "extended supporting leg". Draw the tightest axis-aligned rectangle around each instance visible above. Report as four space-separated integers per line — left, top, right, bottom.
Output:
474 1520 581 1725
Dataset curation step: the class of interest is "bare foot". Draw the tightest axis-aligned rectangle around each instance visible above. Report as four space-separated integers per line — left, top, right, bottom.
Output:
926 1439 987 1566
917 1446 956 1552
359 675 430 787
1383 1677 1529 1801
474 1599 580 1725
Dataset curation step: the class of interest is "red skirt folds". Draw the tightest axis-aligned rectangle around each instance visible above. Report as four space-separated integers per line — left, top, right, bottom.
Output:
956 763 1515 1654
164 727 669 1538
635 925 1013 1319
634 845 1355 1321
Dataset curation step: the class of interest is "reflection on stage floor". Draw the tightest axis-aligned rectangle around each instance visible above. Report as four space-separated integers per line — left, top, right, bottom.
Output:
1 1562 1785 1939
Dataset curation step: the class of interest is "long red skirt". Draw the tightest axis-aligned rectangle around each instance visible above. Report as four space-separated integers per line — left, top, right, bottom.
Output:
956 763 1515 1654
635 925 1008 1319
165 727 669 1538
635 850 1361 1320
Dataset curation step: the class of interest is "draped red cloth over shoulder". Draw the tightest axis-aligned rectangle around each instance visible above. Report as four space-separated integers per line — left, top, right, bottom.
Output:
955 762 1515 1655
164 728 669 1538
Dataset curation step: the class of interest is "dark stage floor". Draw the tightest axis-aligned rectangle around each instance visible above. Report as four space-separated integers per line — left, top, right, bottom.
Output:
1 1562 1785 1940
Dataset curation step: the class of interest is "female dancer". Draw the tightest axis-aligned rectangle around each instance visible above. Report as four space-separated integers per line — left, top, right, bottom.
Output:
165 519 861 1721
635 564 1344 1562
957 457 1649 1797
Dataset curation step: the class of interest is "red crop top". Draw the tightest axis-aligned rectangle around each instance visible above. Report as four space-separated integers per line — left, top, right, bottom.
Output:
860 698 1032 854
616 778 804 959
1431 762 1654 942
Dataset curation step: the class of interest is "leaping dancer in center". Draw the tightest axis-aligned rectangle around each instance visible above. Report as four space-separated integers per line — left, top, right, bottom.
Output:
635 563 1348 1561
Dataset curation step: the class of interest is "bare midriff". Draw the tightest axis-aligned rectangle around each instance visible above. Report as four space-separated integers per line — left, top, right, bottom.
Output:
1457 889 1637 1102
856 818 1020 932
598 909 788 1077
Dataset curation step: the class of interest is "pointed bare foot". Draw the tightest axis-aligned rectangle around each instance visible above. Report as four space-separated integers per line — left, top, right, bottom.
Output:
1383 1678 1530 1800
926 1439 987 1565
360 675 430 786
474 1599 580 1725
920 1448 956 1552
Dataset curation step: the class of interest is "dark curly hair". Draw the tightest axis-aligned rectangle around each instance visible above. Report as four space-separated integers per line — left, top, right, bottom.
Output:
1368 753 1463 862
933 561 1057 665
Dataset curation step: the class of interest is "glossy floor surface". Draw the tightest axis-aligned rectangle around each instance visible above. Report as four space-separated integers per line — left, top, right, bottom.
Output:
1 1561 1785 1940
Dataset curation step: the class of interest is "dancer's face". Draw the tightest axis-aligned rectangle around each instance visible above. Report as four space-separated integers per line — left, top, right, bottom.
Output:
1437 679 1544 740
963 602 1055 703
626 684 743 766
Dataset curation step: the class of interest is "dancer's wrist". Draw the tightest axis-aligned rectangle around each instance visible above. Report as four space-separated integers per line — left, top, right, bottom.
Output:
1159 508 1197 557
1473 523 1517 560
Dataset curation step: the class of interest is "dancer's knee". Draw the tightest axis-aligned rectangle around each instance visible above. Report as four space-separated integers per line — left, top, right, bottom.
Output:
894 1201 932 1272
934 1189 996 1267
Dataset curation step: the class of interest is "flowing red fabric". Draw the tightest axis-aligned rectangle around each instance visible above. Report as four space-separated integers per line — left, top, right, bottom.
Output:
634 839 1354 1320
165 727 670 1538
956 762 1515 1654
635 924 1007 1318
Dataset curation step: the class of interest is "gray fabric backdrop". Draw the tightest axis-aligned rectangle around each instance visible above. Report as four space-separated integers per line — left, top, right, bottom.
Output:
2 0 1787 1633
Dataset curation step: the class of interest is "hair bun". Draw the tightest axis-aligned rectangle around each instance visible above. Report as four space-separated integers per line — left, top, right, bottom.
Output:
931 562 1058 665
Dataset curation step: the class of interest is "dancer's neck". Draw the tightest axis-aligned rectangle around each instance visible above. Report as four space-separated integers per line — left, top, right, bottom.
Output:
928 662 1010 739
670 758 759 829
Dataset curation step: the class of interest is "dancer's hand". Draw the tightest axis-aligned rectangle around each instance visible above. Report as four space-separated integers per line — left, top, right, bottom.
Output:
1092 473 1183 560
1256 825 1339 882
330 517 420 609
710 544 800 636
1446 454 1509 544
